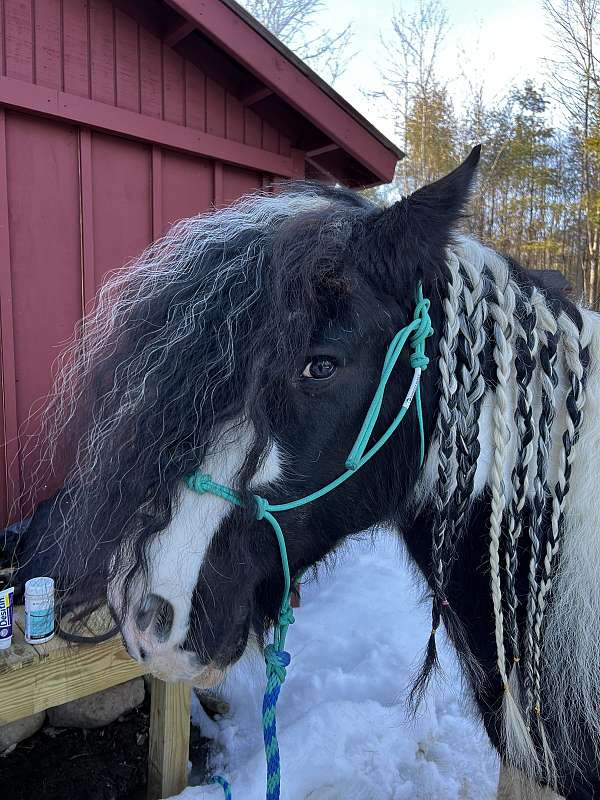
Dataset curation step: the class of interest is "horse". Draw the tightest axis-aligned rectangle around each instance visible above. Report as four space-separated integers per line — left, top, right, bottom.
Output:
15 146 600 799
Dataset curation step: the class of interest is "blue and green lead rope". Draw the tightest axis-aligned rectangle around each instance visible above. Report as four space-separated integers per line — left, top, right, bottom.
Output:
186 285 433 800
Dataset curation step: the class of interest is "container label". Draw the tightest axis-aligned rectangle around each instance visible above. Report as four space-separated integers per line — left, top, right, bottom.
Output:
0 587 14 639
25 609 54 639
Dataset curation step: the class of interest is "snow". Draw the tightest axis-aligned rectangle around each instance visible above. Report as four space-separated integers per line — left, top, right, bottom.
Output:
169 533 499 800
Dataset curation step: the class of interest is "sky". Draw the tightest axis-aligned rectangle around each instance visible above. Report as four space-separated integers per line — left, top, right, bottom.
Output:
311 0 556 145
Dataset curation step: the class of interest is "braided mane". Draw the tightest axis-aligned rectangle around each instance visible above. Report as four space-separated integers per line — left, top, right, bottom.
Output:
421 236 591 786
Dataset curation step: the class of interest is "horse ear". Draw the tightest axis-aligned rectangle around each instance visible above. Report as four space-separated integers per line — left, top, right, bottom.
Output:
403 144 481 234
368 146 481 293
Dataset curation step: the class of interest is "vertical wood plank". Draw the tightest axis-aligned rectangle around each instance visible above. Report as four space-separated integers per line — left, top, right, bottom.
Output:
139 28 162 119
147 679 191 800
0 110 20 523
91 133 152 288
115 9 139 112
151 145 162 239
184 61 205 131
0 0 5 77
89 0 115 105
206 78 225 138
226 92 243 143
279 133 291 157
162 150 213 230
34 0 61 89
62 0 90 98
4 0 33 82
79 128 95 310
213 161 223 208
244 108 261 148
262 121 279 154
6 113 82 510
162 45 184 125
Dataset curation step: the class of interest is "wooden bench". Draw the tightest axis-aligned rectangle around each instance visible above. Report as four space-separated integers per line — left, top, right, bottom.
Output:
0 606 192 800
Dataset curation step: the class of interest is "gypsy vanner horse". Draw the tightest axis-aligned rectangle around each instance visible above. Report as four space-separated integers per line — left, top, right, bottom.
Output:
15 147 600 798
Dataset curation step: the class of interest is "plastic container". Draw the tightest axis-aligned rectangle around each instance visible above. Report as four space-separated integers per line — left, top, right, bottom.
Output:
24 577 55 644
0 585 14 649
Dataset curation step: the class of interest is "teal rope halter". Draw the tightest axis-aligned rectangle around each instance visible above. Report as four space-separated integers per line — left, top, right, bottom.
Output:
186 287 433 799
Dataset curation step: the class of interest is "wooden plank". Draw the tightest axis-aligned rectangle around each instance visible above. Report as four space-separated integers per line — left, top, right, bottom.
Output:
226 92 243 143
79 128 95 310
213 161 223 207
4 0 33 83
0 109 20 521
34 0 62 90
244 107 261 149
89 0 115 105
147 678 191 800
152 145 162 238
139 28 162 119
162 45 184 125
184 61 205 131
0 76 296 177
5 112 82 508
62 0 90 99
115 9 140 112
205 77 224 138
0 634 144 724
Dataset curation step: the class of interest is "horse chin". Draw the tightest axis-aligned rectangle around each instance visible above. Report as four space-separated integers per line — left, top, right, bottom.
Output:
148 664 225 688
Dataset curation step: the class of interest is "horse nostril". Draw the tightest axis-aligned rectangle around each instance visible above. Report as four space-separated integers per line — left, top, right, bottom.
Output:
135 594 162 632
153 598 174 642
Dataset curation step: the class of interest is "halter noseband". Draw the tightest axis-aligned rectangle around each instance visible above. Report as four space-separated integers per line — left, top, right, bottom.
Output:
185 286 433 799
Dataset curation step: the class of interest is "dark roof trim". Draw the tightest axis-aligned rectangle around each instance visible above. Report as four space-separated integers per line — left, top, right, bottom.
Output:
162 0 403 184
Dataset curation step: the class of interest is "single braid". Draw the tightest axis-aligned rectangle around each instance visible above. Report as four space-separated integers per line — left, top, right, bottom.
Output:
447 253 488 567
504 287 538 664
487 257 517 693
410 251 462 707
523 291 558 724
531 310 586 717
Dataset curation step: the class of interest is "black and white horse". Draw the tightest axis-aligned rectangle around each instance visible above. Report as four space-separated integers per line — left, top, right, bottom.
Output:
17 147 600 798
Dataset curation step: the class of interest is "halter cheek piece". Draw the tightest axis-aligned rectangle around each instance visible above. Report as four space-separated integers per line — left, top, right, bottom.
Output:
186 287 433 800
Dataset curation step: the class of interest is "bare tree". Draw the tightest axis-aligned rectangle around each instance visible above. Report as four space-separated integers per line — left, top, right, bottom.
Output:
544 0 600 302
241 0 353 85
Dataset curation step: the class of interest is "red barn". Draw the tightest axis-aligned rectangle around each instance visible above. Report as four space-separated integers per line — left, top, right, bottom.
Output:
0 0 402 523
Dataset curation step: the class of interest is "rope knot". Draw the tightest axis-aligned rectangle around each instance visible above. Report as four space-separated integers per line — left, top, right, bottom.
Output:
410 352 430 370
264 644 291 683
254 494 269 520
186 472 213 494
277 605 295 628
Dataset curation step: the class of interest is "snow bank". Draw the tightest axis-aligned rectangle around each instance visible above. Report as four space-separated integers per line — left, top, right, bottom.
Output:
170 533 498 800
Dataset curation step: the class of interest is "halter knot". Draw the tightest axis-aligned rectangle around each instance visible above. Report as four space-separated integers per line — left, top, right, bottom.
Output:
264 644 291 683
410 352 429 370
186 472 213 494
254 495 269 520
277 605 295 629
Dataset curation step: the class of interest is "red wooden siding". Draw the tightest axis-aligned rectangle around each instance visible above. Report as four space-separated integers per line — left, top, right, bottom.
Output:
1 0 293 158
0 0 305 523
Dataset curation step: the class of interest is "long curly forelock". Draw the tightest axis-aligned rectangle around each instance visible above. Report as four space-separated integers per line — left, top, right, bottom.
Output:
23 185 368 610
425 237 590 784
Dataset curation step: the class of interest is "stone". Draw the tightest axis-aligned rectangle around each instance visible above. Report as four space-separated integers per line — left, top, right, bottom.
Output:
47 677 145 729
0 711 45 752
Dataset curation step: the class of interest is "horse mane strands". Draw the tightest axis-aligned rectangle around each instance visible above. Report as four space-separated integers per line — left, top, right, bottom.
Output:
448 243 488 564
543 309 598 768
410 249 462 708
484 253 540 774
523 292 558 725
505 286 538 672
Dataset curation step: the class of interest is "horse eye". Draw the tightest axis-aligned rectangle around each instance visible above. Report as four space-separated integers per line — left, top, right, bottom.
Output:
302 357 337 380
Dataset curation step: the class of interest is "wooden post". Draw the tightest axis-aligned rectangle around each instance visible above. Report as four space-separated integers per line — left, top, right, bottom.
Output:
147 679 192 800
